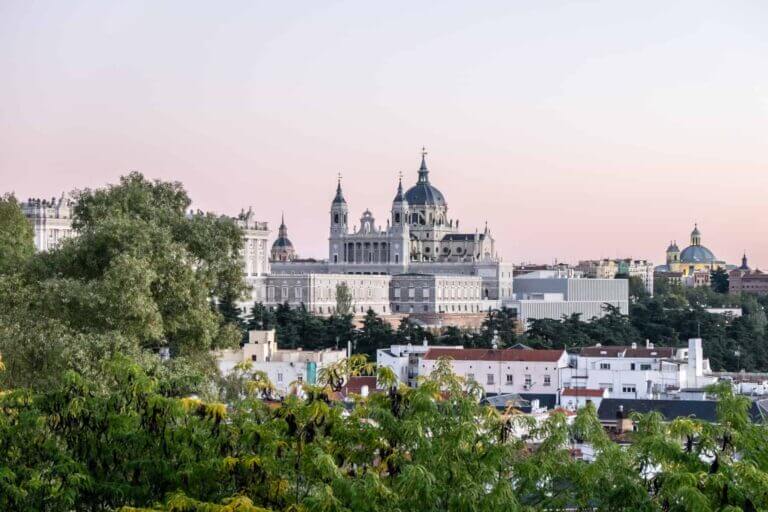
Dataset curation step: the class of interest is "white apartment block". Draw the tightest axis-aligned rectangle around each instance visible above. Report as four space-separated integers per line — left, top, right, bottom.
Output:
563 338 714 400
419 347 569 396
214 330 346 395
376 342 463 387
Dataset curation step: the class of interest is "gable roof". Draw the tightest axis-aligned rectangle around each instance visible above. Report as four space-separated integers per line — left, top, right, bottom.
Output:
424 348 565 363
580 345 676 358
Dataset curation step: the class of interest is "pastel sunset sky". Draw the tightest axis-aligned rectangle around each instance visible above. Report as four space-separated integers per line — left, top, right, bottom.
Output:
1 1 767 267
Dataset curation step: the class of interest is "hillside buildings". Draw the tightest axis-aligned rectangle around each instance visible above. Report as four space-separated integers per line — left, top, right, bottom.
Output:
562 338 714 400
729 254 768 296
215 329 346 395
575 258 654 295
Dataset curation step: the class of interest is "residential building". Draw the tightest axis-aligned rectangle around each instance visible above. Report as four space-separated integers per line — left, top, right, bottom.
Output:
214 329 346 395
419 347 569 399
563 338 715 399
575 259 654 295
376 342 462 387
560 387 609 411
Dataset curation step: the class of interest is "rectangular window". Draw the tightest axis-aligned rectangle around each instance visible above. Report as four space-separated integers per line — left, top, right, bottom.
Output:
622 384 636 394
640 364 652 371
423 288 430 299
295 287 302 299
506 374 513 384
543 375 551 386
267 287 275 301
630 363 636 371
281 287 288 300
599 383 613 392
277 373 283 382
524 375 532 387
394 288 401 299
600 363 611 370
487 374 494 385
408 288 415 299
466 373 475 382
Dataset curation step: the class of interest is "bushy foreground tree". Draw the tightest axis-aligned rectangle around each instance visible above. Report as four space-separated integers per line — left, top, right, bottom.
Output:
1 355 767 511
0 174 245 392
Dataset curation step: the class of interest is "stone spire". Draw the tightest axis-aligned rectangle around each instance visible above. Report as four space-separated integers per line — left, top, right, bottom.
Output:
418 147 429 183
393 172 405 202
333 173 346 204
278 212 288 238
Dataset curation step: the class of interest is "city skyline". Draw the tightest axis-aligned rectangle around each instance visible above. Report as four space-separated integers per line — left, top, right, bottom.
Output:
2 1 767 267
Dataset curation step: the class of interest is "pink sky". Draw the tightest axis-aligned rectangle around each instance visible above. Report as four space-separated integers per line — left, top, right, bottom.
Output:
1 1 767 267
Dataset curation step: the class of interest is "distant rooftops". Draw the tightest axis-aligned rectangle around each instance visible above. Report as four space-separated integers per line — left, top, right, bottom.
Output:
579 345 676 359
424 347 565 362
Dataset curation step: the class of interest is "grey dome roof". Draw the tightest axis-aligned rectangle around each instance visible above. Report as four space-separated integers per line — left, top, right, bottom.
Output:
404 182 446 206
272 237 293 249
680 245 716 263
404 152 446 207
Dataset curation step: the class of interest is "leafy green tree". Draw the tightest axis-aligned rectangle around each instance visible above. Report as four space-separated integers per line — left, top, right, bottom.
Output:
335 282 353 316
711 268 730 294
355 309 393 356
0 193 34 275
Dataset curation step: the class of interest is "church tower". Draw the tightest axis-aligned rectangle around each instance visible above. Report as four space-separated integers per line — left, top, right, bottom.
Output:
328 176 348 265
390 175 410 267
329 177 348 235
666 241 680 267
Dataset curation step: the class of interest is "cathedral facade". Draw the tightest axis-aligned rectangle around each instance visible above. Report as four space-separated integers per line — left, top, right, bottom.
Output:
326 151 497 274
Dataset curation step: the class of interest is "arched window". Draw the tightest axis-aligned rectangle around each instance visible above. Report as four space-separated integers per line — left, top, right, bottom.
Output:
334 213 339 224
395 212 400 223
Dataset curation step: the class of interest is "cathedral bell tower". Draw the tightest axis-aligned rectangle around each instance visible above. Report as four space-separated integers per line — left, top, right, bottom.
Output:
330 176 348 235
328 175 348 265
390 174 410 268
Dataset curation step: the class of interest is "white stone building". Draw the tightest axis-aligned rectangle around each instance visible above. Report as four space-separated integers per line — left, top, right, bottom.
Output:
21 195 77 251
419 347 569 397
376 342 462 387
562 338 714 400
214 330 346 395
505 272 629 326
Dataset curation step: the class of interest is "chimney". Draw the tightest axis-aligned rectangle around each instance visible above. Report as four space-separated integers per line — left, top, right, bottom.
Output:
687 338 704 388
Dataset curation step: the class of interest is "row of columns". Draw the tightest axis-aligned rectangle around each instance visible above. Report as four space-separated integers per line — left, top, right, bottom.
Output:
344 241 390 263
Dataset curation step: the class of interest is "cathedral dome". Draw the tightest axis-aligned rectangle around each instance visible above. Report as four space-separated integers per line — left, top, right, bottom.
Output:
404 151 446 207
272 237 293 249
679 245 716 263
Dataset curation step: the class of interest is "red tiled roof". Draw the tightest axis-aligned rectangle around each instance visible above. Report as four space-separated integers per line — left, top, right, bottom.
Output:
579 346 675 358
342 376 379 396
561 388 605 397
423 348 565 362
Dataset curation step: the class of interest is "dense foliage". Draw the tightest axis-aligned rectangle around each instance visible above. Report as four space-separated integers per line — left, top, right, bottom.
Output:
524 282 768 372
0 174 245 393
2 356 767 511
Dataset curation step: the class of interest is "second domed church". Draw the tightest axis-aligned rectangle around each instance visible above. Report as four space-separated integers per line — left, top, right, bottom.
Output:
327 150 496 270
